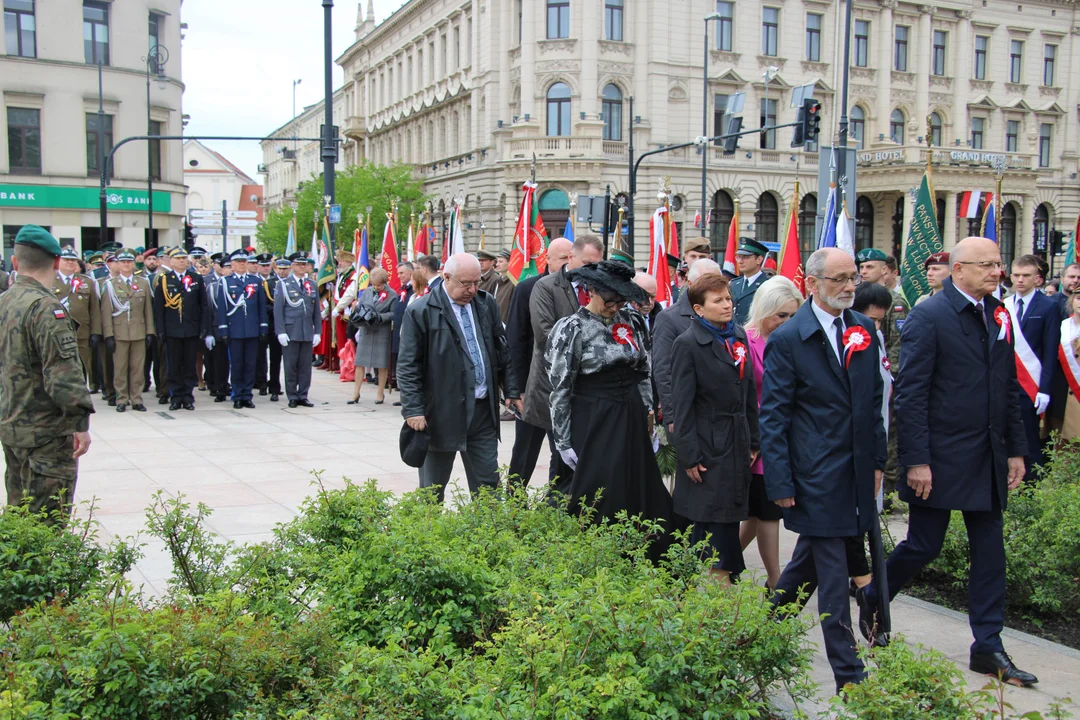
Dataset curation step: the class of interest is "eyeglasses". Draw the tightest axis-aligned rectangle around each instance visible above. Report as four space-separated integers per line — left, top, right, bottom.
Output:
596 291 625 309
451 277 481 289
813 274 862 286
957 261 1003 270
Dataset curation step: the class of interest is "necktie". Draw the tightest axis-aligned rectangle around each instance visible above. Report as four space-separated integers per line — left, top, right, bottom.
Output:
1016 298 1025 324
458 305 486 390
833 317 846 367
576 284 589 307
976 302 987 328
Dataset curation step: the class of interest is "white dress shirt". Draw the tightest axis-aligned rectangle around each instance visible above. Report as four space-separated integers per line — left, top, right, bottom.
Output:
811 299 846 364
443 285 487 399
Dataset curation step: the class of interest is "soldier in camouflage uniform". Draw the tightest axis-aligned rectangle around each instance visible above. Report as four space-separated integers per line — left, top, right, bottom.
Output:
0 226 94 522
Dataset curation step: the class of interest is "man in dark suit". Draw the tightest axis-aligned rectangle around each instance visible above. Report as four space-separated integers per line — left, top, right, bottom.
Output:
398 253 521 502
1005 254 1059 478
729 238 770 325
152 248 208 411
389 261 415 399
505 238 573 489
859 237 1035 687
1055 262 1080 320
761 247 886 693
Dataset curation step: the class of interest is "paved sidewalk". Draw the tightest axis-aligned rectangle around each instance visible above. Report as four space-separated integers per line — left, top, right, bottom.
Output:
6 368 1077 717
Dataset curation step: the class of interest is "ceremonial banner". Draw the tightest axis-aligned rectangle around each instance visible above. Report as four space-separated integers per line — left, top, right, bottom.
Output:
285 217 296 257
835 200 855 258
982 194 998 242
900 172 943 306
1066 214 1079 267
354 226 371 292
316 219 337 290
778 184 805 295
380 214 402 292
444 202 465 262
648 206 673 307
722 201 740 276
509 181 548 284
818 183 837 249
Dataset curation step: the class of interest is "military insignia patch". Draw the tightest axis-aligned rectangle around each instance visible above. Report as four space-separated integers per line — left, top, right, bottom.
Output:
53 309 66 319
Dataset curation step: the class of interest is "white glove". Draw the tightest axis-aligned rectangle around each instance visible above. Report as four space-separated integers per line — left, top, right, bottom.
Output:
313 334 321 346
651 430 660 454
1034 392 1050 415
277 333 289 347
331 308 340 319
204 336 215 351
354 330 361 343
559 447 578 471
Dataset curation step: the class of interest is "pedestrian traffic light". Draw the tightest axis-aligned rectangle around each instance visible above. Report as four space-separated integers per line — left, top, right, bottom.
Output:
794 98 822 149
722 115 743 155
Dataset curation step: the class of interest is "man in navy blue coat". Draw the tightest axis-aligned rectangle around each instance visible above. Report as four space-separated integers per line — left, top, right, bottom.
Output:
215 250 268 409
859 237 1035 687
761 247 887 693
1004 254 1059 478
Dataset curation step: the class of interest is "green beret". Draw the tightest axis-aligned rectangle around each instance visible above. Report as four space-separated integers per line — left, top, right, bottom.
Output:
856 248 889 263
14 225 63 257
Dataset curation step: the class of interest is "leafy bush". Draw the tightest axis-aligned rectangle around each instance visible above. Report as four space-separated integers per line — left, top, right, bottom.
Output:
931 440 1080 616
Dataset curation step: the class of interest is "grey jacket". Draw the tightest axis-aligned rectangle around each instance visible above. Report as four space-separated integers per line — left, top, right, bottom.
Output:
652 291 696 419
273 274 321 342
522 267 580 430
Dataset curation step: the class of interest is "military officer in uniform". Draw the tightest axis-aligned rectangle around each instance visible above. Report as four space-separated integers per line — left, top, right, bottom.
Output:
100 250 154 412
262 257 287 401
0 225 94 521
53 246 101 391
203 254 232 402
153 248 207 411
216 250 268 408
253 253 275 396
729 238 770 325
477 248 514 325
274 252 321 408
0 264 10 294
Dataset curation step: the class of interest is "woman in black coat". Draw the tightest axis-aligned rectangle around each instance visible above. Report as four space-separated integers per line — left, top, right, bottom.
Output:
670 274 760 584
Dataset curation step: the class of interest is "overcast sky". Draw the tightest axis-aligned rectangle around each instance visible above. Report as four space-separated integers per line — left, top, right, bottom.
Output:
180 0 407 181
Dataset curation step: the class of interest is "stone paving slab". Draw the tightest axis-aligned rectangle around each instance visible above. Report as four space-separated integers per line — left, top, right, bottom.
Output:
2 368 1076 717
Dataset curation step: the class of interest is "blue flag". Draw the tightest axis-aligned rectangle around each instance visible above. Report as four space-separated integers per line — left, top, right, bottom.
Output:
818 184 837 249
563 216 575 242
983 201 998 242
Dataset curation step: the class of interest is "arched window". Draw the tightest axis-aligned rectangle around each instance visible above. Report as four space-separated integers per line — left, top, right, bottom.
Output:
855 195 874 251
1001 202 1018 270
755 193 779 246
850 106 865 150
936 197 946 240
1034 203 1051 257
539 188 570 235
929 112 943 147
711 190 735 252
546 82 572 137
890 109 905 144
601 84 623 141
799 193 818 262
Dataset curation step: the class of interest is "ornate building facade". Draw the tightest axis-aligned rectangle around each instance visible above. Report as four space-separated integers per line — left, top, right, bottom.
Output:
263 0 1080 271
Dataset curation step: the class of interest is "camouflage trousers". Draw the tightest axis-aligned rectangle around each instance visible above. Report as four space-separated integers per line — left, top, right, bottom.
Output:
3 435 78 523
883 410 899 499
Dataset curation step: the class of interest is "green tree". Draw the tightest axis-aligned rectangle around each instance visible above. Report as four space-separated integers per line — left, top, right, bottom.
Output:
256 162 427 258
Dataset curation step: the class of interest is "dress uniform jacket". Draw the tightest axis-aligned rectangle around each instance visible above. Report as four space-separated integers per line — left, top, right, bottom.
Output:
216 274 268 340
100 274 154 406
274 273 321 402
54 271 101 376
153 270 207 339
730 272 767 326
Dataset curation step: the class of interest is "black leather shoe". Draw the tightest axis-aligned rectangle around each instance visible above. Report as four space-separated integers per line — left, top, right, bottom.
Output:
242 400 255 409
143 384 151 393
270 394 279 402
132 404 146 412
297 399 314 407
234 401 243 409
855 586 889 647
259 387 268 396
970 652 1038 687
89 387 100 394
214 395 228 403
107 398 116 407
288 400 297 408
158 396 170 405
169 401 181 411
116 403 127 412
182 402 195 411
392 401 402 407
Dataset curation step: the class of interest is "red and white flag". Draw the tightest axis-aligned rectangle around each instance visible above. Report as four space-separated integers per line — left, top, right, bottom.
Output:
380 214 402 292
693 209 702 229
958 191 987 219
648 206 673 308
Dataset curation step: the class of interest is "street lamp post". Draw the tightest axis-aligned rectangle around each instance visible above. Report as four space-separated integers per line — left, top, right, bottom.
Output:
701 12 722 239
292 78 302 153
144 44 168 248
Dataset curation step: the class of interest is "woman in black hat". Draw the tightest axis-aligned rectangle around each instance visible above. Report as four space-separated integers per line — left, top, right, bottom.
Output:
546 261 673 555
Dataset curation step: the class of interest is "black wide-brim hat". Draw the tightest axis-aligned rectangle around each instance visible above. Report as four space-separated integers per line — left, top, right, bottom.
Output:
399 422 431 468
567 260 648 305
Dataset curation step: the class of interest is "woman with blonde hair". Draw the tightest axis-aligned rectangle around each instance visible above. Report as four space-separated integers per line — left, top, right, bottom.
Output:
741 275 804 589
337 267 399 405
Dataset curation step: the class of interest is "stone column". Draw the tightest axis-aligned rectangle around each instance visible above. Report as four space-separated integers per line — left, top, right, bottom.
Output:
876 0 895 142
1019 195 1034 256
942 189 957 250
520 1 536 119
902 188 916 251
952 11 971 147
915 6 933 134
580 1 600 117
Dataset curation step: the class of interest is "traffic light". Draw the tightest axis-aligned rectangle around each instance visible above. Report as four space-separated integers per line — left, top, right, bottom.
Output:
722 115 743 155
794 98 821 148
1051 229 1067 255
184 221 195 250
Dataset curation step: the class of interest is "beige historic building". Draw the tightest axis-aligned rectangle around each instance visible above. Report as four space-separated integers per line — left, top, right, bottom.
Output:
261 0 1080 271
0 0 186 258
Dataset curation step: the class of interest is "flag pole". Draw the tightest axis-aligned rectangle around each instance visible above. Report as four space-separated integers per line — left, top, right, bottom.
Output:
408 209 416 261
616 205 625 251
324 196 336 355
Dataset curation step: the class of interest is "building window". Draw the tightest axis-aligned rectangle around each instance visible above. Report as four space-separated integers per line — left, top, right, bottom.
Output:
889 109 905 144
86 113 113 178
974 35 988 80
546 82 571 137
517 0 522 44
83 1 109 65
1006 119 1019 152
148 12 160 52
604 0 623 41
850 105 865 150
855 196 874 252
4 0 35 58
453 27 460 70
546 0 569 39
716 2 733 51
762 8 779 57
799 193 818 262
929 112 942 147
1039 123 1052 167
6 107 41 174
971 117 984 149
712 94 729 145
711 190 735 251
601 84 622 141
149 120 162 181
1035 203 1050 254
1044 44 1056 86
854 20 869 67
894 25 908 71
760 98 777 149
755 193 779 246
805 13 821 62
932 31 946 76
1009 40 1023 83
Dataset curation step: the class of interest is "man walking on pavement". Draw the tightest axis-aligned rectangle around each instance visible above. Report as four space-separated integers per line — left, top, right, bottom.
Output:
100 250 154 412
274 252 321 408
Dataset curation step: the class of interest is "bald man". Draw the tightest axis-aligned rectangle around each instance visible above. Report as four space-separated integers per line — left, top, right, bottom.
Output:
632 272 660 334
859 237 1035 687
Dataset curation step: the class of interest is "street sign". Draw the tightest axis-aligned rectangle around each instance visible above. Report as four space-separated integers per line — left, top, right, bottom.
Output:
189 209 258 219
231 210 258 219
190 218 223 228
329 204 342 224
227 219 259 228
189 209 221 218
762 242 782 254
191 227 252 236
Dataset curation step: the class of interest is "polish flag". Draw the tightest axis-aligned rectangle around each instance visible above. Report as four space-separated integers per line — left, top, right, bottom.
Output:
958 191 985 218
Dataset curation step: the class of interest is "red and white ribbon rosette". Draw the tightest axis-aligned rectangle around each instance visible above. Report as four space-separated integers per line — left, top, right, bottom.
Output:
71 277 83 292
612 323 638 352
993 306 1010 343
181 275 194 292
378 291 388 303
245 284 257 298
732 341 747 380
303 279 313 295
842 326 872 369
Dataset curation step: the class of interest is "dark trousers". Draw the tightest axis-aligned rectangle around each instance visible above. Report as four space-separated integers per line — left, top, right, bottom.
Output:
164 336 199 404
1019 404 1044 480
281 340 313 401
507 419 557 491
268 335 282 394
228 337 259 402
772 535 865 690
419 407 498 503
151 336 168 398
254 335 269 390
206 341 230 396
866 501 1006 655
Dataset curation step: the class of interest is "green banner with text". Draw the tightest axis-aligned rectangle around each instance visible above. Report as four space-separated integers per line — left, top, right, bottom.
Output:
0 184 172 213
900 172 943 306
